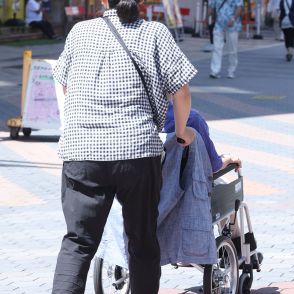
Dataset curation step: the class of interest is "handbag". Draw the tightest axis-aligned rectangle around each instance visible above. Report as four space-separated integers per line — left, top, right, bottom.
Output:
103 16 161 130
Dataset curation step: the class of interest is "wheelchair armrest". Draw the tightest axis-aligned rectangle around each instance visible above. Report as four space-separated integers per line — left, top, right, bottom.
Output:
213 163 239 180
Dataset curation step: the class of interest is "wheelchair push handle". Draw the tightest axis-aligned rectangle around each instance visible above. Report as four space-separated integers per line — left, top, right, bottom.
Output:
213 163 241 180
235 199 241 211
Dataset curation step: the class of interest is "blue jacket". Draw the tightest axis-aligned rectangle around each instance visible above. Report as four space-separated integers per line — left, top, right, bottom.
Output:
163 102 223 172
96 133 217 267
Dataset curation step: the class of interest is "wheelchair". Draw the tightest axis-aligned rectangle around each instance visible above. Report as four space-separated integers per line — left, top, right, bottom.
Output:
92 162 262 294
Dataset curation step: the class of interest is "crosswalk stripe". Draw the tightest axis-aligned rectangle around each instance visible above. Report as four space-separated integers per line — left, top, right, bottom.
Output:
0 132 62 177
214 142 294 175
0 176 44 207
209 119 294 148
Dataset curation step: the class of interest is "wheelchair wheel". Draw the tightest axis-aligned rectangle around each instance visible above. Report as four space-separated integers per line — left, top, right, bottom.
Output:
238 273 252 294
93 257 130 294
203 236 239 294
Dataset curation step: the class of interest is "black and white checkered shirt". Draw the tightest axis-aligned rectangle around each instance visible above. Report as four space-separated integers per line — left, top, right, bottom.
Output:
53 9 197 161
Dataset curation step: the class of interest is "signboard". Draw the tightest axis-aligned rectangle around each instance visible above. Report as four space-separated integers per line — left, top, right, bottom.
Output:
22 59 64 130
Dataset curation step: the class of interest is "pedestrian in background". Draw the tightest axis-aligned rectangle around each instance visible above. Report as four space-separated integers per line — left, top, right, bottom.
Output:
267 0 284 41
51 0 196 293
25 0 56 39
208 0 243 79
280 0 294 61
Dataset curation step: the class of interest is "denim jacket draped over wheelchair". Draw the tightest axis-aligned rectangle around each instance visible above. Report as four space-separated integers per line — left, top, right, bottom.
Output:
96 132 217 267
158 132 217 265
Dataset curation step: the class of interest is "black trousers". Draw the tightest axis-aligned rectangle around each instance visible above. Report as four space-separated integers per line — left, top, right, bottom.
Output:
52 157 162 294
282 27 294 49
30 20 55 39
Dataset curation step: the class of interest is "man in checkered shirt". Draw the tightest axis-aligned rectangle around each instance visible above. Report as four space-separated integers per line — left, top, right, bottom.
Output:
51 0 197 293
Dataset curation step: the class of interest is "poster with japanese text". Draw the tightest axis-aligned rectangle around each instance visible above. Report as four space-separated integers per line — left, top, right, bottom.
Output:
22 59 64 130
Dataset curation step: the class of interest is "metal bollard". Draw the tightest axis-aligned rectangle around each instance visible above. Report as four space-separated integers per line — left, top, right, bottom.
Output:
192 0 203 37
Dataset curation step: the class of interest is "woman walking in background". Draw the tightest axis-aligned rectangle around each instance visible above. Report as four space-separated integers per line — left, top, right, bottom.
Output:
280 0 294 61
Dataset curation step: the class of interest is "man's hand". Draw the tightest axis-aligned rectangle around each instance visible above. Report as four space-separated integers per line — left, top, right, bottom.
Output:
221 154 242 172
176 127 196 147
227 17 235 27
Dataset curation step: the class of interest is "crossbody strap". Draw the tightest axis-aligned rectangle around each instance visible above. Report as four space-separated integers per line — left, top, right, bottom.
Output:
213 0 228 24
216 0 228 15
103 16 159 127
285 0 291 12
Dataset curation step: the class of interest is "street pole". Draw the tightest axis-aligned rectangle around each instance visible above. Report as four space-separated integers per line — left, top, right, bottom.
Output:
192 0 202 37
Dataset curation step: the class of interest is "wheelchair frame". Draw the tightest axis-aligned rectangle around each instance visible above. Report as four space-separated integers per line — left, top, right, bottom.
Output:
191 163 261 293
93 163 262 294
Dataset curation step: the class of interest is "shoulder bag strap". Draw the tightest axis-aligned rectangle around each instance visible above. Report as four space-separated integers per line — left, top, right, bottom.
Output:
103 16 159 127
217 0 228 13
213 0 228 23
285 0 290 10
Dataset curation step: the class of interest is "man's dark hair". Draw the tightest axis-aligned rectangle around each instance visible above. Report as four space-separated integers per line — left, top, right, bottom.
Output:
109 0 141 23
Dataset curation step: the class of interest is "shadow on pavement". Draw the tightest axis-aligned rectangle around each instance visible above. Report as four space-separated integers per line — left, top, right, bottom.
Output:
251 287 281 293
184 286 281 294
0 132 59 143
184 286 203 293
0 159 61 169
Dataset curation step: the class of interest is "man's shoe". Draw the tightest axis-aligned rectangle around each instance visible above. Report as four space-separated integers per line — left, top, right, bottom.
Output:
209 73 220 79
227 73 235 79
203 43 214 52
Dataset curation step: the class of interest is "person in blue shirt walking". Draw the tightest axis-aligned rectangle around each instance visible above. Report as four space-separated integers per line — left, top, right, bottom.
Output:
208 0 243 79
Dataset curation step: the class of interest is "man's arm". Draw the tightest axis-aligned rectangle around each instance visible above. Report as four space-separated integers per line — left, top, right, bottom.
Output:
172 84 195 146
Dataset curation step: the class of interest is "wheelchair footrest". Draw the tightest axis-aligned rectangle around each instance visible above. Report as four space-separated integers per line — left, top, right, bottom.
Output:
239 252 263 270
232 232 257 254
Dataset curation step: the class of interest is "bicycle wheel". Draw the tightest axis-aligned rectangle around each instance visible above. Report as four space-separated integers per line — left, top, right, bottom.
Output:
203 236 239 294
93 257 130 294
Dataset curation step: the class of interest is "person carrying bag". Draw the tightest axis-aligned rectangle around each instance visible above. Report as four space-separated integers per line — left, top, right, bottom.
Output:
50 0 197 293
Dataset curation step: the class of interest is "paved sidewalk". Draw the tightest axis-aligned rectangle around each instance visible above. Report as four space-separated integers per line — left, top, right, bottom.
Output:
1 30 294 294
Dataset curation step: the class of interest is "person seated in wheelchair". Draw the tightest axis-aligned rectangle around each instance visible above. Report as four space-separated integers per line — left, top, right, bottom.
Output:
163 102 241 178
163 101 263 267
